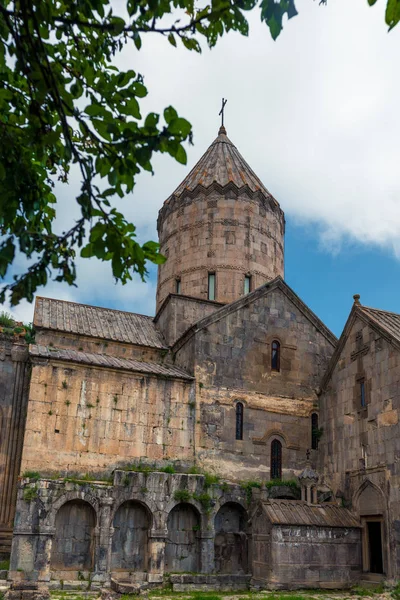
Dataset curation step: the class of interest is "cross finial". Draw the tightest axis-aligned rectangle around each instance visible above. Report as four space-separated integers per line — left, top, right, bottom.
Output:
218 98 227 134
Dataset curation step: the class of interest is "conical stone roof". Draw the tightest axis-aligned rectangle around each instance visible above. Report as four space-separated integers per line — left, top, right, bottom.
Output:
170 126 275 200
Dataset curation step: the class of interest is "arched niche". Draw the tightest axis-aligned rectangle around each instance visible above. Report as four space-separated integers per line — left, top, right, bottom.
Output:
51 500 96 570
357 482 385 516
214 502 248 574
165 503 200 573
111 500 151 571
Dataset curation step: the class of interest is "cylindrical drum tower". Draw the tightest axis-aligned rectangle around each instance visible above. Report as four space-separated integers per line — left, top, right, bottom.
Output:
156 126 285 312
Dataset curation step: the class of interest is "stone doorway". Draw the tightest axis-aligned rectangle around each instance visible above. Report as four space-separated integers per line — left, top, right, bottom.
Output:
356 482 387 576
364 518 384 574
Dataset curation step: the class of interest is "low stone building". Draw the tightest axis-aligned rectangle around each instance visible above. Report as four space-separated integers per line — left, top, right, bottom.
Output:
1 125 400 589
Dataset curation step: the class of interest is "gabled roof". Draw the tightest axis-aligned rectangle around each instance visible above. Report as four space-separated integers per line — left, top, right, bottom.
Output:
172 276 337 353
261 500 360 528
321 301 400 391
360 306 400 344
34 297 166 349
30 344 192 380
168 126 278 203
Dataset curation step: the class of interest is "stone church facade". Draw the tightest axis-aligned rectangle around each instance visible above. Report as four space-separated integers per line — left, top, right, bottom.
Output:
1 126 400 590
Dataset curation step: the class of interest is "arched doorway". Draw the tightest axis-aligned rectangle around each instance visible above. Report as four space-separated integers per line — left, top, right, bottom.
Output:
165 503 200 573
51 500 96 570
357 482 386 575
214 502 248 574
111 501 150 571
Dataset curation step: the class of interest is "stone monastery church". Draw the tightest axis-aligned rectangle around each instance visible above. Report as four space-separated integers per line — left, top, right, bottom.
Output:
1 125 400 592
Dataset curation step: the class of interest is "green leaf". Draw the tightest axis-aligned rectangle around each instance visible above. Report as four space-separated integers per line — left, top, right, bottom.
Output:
168 33 177 47
164 106 178 124
386 0 400 30
168 117 192 136
175 144 187 164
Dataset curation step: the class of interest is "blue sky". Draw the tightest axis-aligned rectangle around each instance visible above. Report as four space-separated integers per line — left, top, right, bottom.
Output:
285 221 400 338
3 0 400 341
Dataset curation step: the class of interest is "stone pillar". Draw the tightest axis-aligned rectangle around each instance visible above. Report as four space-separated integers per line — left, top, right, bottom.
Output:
94 497 114 581
199 531 214 574
148 529 167 583
0 345 29 535
9 526 54 583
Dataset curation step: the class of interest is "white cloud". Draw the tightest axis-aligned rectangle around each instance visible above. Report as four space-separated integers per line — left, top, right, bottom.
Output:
3 0 400 320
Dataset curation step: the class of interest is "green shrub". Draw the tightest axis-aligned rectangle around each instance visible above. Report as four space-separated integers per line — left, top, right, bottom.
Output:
22 471 41 481
159 464 176 474
23 486 38 502
241 480 262 502
174 489 191 502
391 582 400 600
0 559 10 571
193 492 212 510
203 472 219 488
188 465 201 474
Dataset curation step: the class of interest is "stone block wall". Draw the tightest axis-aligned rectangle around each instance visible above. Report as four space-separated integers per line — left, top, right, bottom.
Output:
173 284 335 480
252 525 361 589
155 295 223 347
20 360 195 475
10 472 250 584
156 190 284 311
319 314 400 578
35 330 165 364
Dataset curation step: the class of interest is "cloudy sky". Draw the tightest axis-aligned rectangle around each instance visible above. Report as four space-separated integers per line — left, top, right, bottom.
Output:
4 0 400 337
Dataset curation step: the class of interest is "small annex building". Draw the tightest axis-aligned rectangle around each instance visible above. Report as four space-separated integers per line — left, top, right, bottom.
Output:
252 500 362 589
1 124 400 591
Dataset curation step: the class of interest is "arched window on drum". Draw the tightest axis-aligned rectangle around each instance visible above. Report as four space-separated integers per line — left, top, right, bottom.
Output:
235 402 244 441
270 439 282 480
271 340 280 372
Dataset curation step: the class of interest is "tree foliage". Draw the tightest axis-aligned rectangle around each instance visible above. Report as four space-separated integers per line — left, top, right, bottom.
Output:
0 0 397 305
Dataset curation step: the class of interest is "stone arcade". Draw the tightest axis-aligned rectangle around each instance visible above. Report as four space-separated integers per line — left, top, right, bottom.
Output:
1 125 400 590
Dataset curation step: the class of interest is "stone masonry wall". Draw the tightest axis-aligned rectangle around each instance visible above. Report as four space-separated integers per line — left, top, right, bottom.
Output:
257 525 361 589
35 330 165 364
174 286 335 481
156 190 284 311
155 295 223 347
20 360 195 475
319 314 400 578
10 472 250 583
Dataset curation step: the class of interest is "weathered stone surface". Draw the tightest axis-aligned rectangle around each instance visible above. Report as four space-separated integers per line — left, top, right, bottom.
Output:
319 307 400 580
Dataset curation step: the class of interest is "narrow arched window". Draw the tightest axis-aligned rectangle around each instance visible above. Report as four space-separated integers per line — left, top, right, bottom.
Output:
271 439 282 480
271 340 280 372
235 402 243 440
311 413 319 450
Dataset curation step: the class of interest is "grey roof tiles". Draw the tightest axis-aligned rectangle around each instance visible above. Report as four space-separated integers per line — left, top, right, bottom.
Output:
170 127 274 199
361 305 400 344
262 500 360 528
30 344 193 380
34 297 166 349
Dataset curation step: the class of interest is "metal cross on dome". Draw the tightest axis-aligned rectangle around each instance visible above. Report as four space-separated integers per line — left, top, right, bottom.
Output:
219 98 227 128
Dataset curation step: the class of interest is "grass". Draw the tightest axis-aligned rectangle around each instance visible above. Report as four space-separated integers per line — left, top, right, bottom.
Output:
0 559 9 570
0 311 14 327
